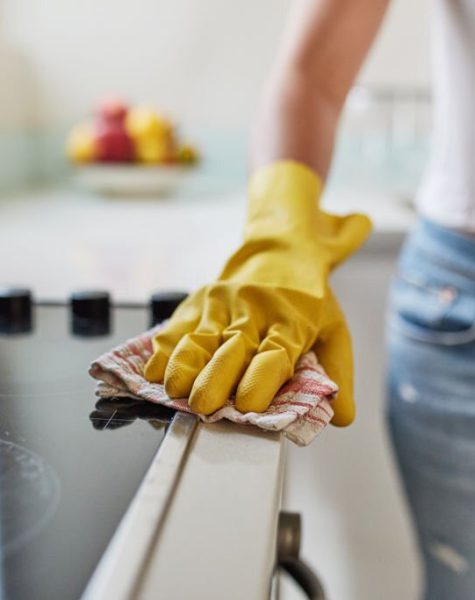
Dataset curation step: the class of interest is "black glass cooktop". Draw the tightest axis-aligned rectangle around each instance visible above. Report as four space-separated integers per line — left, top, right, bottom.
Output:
0 296 179 600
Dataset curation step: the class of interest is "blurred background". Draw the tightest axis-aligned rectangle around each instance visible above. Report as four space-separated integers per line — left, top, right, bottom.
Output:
0 1 432 598
1 0 430 195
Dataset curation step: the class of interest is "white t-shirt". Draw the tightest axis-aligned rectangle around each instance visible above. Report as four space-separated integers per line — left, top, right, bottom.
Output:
416 0 475 232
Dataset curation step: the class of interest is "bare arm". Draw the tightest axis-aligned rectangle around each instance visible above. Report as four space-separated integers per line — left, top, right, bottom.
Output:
251 0 390 178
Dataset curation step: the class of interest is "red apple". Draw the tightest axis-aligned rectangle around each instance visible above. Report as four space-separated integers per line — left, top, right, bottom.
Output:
94 120 134 162
97 96 128 124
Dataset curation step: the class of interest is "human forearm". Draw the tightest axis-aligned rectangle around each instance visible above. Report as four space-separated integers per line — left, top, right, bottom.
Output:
251 69 340 178
251 0 390 178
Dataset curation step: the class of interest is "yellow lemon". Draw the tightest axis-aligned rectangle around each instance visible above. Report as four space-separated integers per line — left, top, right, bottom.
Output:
135 137 171 164
125 106 172 141
66 122 96 163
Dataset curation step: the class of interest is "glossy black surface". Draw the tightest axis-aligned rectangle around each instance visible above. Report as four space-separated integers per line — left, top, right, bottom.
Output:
0 304 175 600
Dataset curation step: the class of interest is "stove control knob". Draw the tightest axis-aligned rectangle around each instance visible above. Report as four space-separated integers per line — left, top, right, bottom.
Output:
150 291 188 326
70 291 111 336
0 287 33 334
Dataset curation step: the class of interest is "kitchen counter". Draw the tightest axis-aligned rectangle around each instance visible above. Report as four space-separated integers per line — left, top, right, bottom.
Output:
0 182 417 599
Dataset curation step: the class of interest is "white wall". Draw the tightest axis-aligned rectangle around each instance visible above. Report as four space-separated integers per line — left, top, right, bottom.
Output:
1 0 431 131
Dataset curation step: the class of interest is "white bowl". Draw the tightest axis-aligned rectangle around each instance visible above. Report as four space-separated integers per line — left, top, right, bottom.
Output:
72 164 193 197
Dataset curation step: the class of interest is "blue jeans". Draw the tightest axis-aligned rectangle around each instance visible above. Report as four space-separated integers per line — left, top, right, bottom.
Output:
387 218 475 599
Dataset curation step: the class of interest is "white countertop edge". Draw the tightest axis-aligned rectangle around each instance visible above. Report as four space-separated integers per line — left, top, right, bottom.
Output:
137 421 285 600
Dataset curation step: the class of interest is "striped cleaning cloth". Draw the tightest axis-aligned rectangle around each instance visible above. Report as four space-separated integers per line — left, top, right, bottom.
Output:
89 325 337 446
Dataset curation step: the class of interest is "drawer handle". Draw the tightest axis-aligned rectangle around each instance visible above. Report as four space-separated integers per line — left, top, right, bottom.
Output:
277 511 326 600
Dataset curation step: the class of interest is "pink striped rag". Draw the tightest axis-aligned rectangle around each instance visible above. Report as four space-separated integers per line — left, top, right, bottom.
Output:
89 325 338 446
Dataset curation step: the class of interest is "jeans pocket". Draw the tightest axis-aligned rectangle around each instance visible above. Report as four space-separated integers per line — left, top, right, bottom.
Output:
388 272 475 345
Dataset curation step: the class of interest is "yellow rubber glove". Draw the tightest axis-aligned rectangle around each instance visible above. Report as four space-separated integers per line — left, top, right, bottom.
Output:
144 161 371 426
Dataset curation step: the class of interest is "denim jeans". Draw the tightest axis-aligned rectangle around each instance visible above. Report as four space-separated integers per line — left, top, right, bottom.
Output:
387 218 475 599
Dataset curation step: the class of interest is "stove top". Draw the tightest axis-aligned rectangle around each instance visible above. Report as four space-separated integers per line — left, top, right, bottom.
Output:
0 291 185 600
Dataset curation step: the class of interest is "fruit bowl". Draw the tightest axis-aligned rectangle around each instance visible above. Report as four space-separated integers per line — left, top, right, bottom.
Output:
72 164 193 197
67 97 200 196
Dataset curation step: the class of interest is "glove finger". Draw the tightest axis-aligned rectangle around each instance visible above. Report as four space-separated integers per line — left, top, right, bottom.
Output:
338 213 372 259
235 341 292 414
188 305 262 415
320 212 372 266
188 332 255 415
314 318 355 427
163 288 229 398
164 330 221 398
144 294 202 383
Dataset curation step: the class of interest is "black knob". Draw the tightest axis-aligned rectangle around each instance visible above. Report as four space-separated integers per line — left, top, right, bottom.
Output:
150 291 188 326
0 288 33 334
70 291 111 336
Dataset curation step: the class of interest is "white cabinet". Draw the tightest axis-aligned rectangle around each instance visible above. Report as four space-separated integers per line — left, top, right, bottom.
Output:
282 234 420 600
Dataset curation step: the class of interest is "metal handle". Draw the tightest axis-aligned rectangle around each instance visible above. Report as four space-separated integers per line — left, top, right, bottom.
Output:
277 511 327 600
279 557 326 600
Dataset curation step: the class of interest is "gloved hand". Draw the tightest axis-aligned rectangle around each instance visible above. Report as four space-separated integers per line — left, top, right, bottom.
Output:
144 161 371 425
